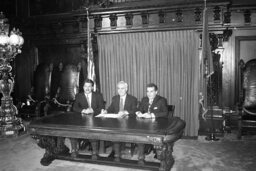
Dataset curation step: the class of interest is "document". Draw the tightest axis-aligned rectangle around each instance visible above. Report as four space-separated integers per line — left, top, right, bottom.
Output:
95 113 119 118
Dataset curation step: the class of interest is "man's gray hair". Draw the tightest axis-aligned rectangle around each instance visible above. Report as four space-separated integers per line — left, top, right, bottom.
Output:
117 81 128 88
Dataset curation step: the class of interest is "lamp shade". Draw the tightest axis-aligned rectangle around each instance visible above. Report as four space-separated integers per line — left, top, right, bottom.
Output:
0 34 9 45
9 33 20 45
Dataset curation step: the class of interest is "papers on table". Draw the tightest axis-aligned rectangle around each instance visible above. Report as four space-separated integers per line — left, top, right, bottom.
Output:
95 113 120 118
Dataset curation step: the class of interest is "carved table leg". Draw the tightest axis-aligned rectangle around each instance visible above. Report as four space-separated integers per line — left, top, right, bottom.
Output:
70 138 78 158
56 137 69 155
113 142 121 162
137 143 145 165
90 140 99 160
155 143 174 171
35 136 57 166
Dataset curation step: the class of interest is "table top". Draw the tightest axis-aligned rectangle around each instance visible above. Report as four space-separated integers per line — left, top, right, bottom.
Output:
29 112 185 143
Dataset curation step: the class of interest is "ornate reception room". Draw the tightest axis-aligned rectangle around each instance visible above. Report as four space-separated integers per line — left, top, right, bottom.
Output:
0 0 256 171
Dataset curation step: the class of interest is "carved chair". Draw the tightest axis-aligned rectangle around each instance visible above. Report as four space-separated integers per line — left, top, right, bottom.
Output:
52 64 81 112
237 59 256 139
18 63 54 119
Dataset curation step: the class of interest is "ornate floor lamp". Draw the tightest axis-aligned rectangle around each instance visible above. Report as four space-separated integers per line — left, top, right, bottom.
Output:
0 12 24 137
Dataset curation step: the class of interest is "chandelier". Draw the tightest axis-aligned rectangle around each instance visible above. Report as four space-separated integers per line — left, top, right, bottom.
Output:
0 12 24 137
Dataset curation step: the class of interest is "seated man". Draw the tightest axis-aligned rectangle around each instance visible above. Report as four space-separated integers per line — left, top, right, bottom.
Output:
71 79 105 157
136 83 168 119
102 81 137 117
102 81 137 159
73 79 104 116
136 83 168 155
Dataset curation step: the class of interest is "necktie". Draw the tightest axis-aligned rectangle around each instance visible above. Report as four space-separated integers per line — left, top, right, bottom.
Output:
148 99 153 113
86 94 91 108
119 98 124 112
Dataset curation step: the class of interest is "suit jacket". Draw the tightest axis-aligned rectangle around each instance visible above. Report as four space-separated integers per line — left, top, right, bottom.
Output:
72 92 104 115
139 95 168 118
107 94 138 116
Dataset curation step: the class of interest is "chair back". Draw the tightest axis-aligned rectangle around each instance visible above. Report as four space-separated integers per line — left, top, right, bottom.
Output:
33 63 51 101
58 64 79 103
168 105 175 119
242 59 256 114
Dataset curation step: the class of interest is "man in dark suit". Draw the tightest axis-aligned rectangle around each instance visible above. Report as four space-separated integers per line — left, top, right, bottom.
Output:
71 79 104 158
102 81 138 159
73 79 104 116
136 83 168 156
102 81 137 117
136 83 168 119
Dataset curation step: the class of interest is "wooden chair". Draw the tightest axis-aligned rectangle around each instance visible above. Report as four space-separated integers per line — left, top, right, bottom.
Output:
237 59 256 139
18 63 53 119
168 105 175 119
52 64 80 112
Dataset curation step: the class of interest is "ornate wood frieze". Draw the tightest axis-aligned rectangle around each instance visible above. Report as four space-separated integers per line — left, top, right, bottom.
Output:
199 31 231 49
20 1 256 38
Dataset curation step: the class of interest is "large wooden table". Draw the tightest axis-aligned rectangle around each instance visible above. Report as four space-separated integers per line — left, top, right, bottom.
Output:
29 112 185 171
